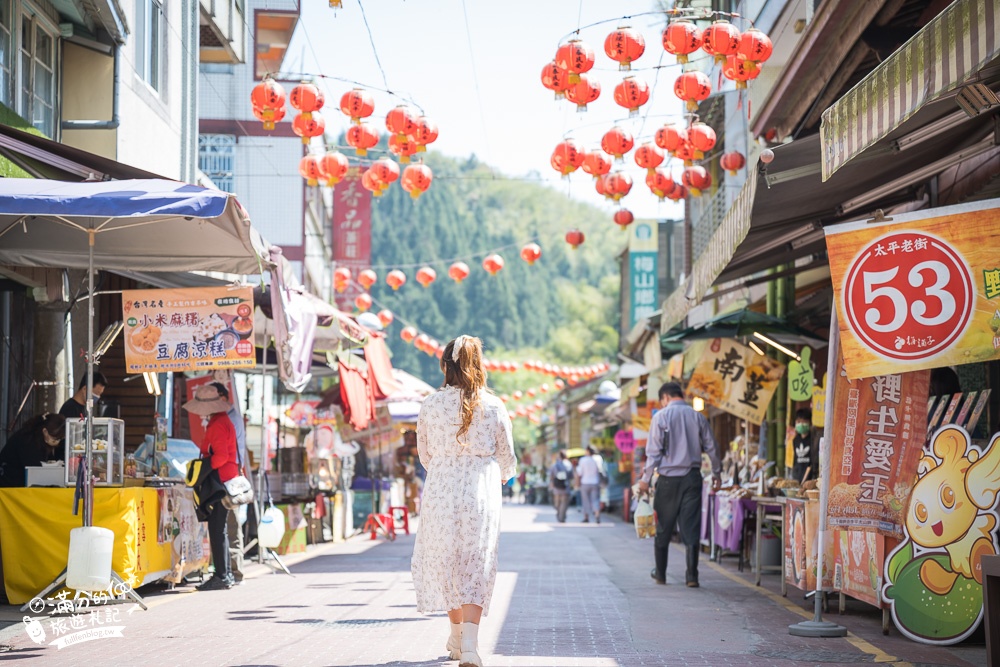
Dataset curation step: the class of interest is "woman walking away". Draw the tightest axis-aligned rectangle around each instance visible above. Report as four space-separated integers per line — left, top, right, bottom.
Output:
411 335 518 667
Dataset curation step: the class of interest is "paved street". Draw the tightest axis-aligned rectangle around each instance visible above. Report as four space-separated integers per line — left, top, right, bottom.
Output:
0 503 989 666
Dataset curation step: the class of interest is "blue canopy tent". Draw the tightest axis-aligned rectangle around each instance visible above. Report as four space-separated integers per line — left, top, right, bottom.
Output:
0 179 270 531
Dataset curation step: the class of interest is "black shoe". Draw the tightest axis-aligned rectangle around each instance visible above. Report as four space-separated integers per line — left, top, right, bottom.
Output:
197 576 233 591
650 568 666 585
595 516 601 524
686 580 700 588
582 517 589 523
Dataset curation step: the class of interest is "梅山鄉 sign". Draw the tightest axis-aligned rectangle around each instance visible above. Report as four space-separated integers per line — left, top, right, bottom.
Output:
825 200 1000 379
122 286 255 373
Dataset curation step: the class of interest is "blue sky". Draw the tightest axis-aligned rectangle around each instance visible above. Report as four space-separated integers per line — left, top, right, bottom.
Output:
286 0 685 221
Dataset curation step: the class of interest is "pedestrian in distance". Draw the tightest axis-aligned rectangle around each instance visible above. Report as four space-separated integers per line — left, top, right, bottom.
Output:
638 382 722 588
576 446 605 523
548 451 572 523
411 335 518 667
182 382 240 591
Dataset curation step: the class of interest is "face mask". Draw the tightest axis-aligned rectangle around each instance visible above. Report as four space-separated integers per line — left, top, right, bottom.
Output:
795 423 810 435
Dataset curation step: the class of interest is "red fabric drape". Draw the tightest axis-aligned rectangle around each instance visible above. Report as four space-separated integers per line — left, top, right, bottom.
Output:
338 359 372 431
365 334 401 400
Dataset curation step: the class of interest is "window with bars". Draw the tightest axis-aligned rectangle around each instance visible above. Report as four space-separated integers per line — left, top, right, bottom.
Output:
198 134 236 192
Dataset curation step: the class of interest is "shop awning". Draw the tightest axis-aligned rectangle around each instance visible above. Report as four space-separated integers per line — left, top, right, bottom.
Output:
820 0 1000 180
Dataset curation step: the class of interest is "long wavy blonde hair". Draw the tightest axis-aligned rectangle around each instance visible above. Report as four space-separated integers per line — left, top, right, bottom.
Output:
441 335 488 444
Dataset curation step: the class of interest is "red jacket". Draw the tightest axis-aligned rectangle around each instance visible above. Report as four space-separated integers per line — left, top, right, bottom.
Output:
201 413 238 482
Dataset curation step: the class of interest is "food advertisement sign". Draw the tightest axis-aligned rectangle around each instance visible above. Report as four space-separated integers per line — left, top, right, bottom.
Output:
825 200 1000 379
122 287 255 373
784 499 834 591
882 425 1000 645
834 529 886 608
827 350 929 537
687 338 785 424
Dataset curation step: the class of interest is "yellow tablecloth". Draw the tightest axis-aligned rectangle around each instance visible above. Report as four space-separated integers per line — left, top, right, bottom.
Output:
0 488 174 604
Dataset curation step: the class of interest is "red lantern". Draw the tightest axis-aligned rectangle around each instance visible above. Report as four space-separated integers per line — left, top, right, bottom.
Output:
564 75 601 112
292 111 326 145
358 269 377 290
414 334 430 352
601 126 634 160
361 168 383 197
595 173 611 199
401 326 417 343
551 139 584 176
253 104 286 128
298 155 323 186
520 243 542 265
372 158 400 191
702 20 741 64
346 123 379 156
682 165 712 196
720 151 746 175
555 39 595 83
354 293 372 312
410 117 438 152
386 105 418 138
377 309 394 327
415 266 437 287
581 150 612 179
401 164 433 199
674 71 711 112
605 171 633 201
540 383 550 393
723 55 760 89
604 26 645 71
675 140 696 164
448 261 470 283
541 61 571 99
483 254 505 275
554 379 565 390
662 20 702 64
389 134 418 164
319 152 350 186
646 169 675 200
250 78 286 130
527 388 537 398
613 208 634 230
613 76 650 116
565 229 585 249
655 124 688 153
634 143 665 174
339 88 374 124
290 83 325 116
737 28 773 71
687 122 717 159
386 269 406 290
333 267 351 292
667 183 687 201
435 345 444 360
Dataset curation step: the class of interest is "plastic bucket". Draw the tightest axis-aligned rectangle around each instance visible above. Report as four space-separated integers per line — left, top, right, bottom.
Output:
258 505 286 548
66 526 114 591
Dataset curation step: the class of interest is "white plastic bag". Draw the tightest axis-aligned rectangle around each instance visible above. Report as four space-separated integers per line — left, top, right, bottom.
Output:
634 495 656 539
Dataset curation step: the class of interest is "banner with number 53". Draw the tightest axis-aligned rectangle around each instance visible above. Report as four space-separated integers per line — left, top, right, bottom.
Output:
826 200 1000 380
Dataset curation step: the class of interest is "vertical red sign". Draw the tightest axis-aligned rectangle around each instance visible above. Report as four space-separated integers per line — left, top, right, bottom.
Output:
332 168 373 311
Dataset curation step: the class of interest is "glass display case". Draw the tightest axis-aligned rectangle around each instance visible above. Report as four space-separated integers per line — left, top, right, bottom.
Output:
65 418 125 487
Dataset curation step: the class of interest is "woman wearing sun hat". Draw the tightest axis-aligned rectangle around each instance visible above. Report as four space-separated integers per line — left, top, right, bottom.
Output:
182 382 238 591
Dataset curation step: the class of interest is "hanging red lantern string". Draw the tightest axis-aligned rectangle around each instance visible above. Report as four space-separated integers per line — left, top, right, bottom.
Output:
541 61 571 100
667 182 687 201
386 105 419 139
298 155 323 186
372 158 400 192
355 293 373 312
605 171 633 201
682 165 712 197
386 269 407 290
448 261 470 283
290 82 325 120
655 124 688 155
601 126 634 161
292 112 326 145
339 88 375 125
400 326 417 343
482 254 505 275
595 173 612 200
634 142 665 175
565 75 601 112
520 243 542 265
253 104 285 129
551 139 585 176
613 208 634 230
361 167 384 197
377 309 394 327
389 134 419 164
675 140 696 165
565 229 585 249
662 20 702 64
702 20 741 65
581 150 612 179
613 75 650 117
358 269 378 290
646 169 676 200
319 151 350 187
410 117 438 152
723 54 761 90
674 70 711 112
720 151 746 175
555 38 595 84
346 123 379 156
415 266 437 287
401 163 433 199
333 267 352 293
250 77 286 131
604 26 645 71
687 121 717 159
737 28 773 73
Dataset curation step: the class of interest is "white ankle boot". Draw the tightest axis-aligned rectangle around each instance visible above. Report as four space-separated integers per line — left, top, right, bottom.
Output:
459 621 482 667
446 622 462 660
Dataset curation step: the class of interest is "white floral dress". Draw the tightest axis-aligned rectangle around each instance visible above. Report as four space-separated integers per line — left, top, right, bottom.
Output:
411 386 517 616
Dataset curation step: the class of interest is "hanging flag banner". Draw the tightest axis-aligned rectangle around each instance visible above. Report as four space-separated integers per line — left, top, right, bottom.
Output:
122 287 255 373
627 220 659 330
332 168 372 311
825 199 1000 379
827 349 929 537
686 338 785 424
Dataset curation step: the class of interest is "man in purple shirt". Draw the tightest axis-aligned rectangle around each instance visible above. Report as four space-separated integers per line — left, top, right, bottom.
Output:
637 382 722 587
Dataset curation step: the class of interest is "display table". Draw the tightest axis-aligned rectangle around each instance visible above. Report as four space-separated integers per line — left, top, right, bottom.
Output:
752 495 786 595
0 487 208 605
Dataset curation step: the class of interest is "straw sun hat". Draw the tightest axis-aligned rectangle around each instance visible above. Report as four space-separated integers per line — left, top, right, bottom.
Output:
182 383 231 416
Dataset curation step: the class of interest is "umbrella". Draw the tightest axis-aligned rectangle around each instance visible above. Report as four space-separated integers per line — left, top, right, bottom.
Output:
661 309 826 348
564 448 588 459
0 178 271 527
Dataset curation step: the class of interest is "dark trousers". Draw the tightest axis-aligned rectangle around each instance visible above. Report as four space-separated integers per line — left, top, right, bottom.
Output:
208 502 231 581
653 469 702 583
